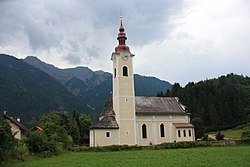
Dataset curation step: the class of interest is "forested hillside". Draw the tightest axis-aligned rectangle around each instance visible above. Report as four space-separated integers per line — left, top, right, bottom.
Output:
0 54 93 124
159 74 250 131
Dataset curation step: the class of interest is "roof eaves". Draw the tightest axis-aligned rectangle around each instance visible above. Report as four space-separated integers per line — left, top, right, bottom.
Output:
3 114 28 131
90 126 119 129
136 112 189 115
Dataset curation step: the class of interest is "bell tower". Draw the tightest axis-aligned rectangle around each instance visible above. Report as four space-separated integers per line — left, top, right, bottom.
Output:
111 16 136 145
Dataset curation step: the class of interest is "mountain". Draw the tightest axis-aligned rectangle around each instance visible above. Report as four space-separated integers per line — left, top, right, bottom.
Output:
24 56 172 113
0 54 94 125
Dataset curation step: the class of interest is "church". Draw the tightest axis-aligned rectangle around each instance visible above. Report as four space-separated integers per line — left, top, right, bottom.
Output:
89 17 195 147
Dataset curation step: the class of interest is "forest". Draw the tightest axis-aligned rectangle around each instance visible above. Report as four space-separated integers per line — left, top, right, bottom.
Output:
158 73 250 132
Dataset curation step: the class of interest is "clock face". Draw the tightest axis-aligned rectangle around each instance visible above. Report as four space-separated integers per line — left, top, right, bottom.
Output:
121 51 129 61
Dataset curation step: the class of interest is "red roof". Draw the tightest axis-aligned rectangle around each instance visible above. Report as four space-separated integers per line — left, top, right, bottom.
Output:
31 125 43 131
114 16 130 54
173 123 194 128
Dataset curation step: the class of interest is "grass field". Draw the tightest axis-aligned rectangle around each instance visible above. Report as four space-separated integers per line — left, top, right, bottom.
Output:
9 146 250 167
209 129 245 139
209 124 250 139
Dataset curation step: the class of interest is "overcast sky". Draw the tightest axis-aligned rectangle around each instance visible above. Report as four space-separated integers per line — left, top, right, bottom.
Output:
1 0 250 85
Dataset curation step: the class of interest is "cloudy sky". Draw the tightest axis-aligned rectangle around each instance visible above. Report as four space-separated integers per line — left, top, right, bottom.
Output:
1 0 250 85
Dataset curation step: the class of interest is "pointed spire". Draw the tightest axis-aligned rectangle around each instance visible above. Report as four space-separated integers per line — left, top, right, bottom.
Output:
115 15 130 53
119 16 124 32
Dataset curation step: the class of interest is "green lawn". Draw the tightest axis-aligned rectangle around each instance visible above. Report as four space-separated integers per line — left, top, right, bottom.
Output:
9 146 250 167
209 128 248 139
221 129 246 139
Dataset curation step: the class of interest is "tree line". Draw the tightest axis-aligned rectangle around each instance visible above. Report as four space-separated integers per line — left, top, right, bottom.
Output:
157 73 250 133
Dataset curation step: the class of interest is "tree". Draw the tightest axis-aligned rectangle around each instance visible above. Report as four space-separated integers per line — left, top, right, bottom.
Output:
39 112 72 149
26 111 74 155
70 118 80 145
191 117 205 140
170 83 182 97
156 91 164 97
0 117 16 162
162 74 250 132
78 114 92 145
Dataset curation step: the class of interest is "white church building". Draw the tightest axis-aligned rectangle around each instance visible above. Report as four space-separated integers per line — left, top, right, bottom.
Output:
89 17 195 147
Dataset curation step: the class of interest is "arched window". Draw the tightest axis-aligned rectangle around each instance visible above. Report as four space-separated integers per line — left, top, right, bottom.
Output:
114 68 116 78
142 124 147 139
106 132 110 138
189 130 192 137
178 130 181 137
160 123 165 137
123 66 128 76
183 130 186 137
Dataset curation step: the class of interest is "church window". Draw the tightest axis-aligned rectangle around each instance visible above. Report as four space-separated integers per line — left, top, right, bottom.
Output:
142 124 147 139
125 98 128 102
123 66 128 76
189 130 192 137
114 68 116 78
183 130 186 137
178 130 181 137
160 123 165 138
106 132 110 138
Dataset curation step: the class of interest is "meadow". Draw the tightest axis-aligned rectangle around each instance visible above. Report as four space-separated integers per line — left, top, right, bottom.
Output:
208 124 250 139
9 146 250 167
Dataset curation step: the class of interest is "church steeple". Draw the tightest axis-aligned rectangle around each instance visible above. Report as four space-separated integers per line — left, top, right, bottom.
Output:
115 16 130 53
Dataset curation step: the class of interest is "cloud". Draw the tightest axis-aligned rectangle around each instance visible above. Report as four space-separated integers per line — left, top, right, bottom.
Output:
0 0 250 85
134 0 250 85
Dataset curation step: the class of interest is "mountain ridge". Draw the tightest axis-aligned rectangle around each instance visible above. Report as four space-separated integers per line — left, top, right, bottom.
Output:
24 56 172 112
0 54 94 124
0 54 171 124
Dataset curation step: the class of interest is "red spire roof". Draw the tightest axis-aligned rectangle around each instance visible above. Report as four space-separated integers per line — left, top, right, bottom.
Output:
115 16 130 53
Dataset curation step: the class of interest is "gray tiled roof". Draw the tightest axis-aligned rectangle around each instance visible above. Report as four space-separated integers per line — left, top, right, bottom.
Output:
135 96 188 115
91 96 119 129
90 115 119 129
99 96 115 117
91 96 189 129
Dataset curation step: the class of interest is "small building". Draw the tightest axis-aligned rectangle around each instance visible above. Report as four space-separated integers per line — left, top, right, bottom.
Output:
31 125 43 131
3 113 28 140
89 16 195 147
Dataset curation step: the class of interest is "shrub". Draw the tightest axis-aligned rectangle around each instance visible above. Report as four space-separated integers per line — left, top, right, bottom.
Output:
11 141 29 161
202 134 209 141
0 118 16 163
109 145 122 151
241 131 250 139
236 139 250 145
25 131 58 156
215 132 224 140
68 140 250 154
